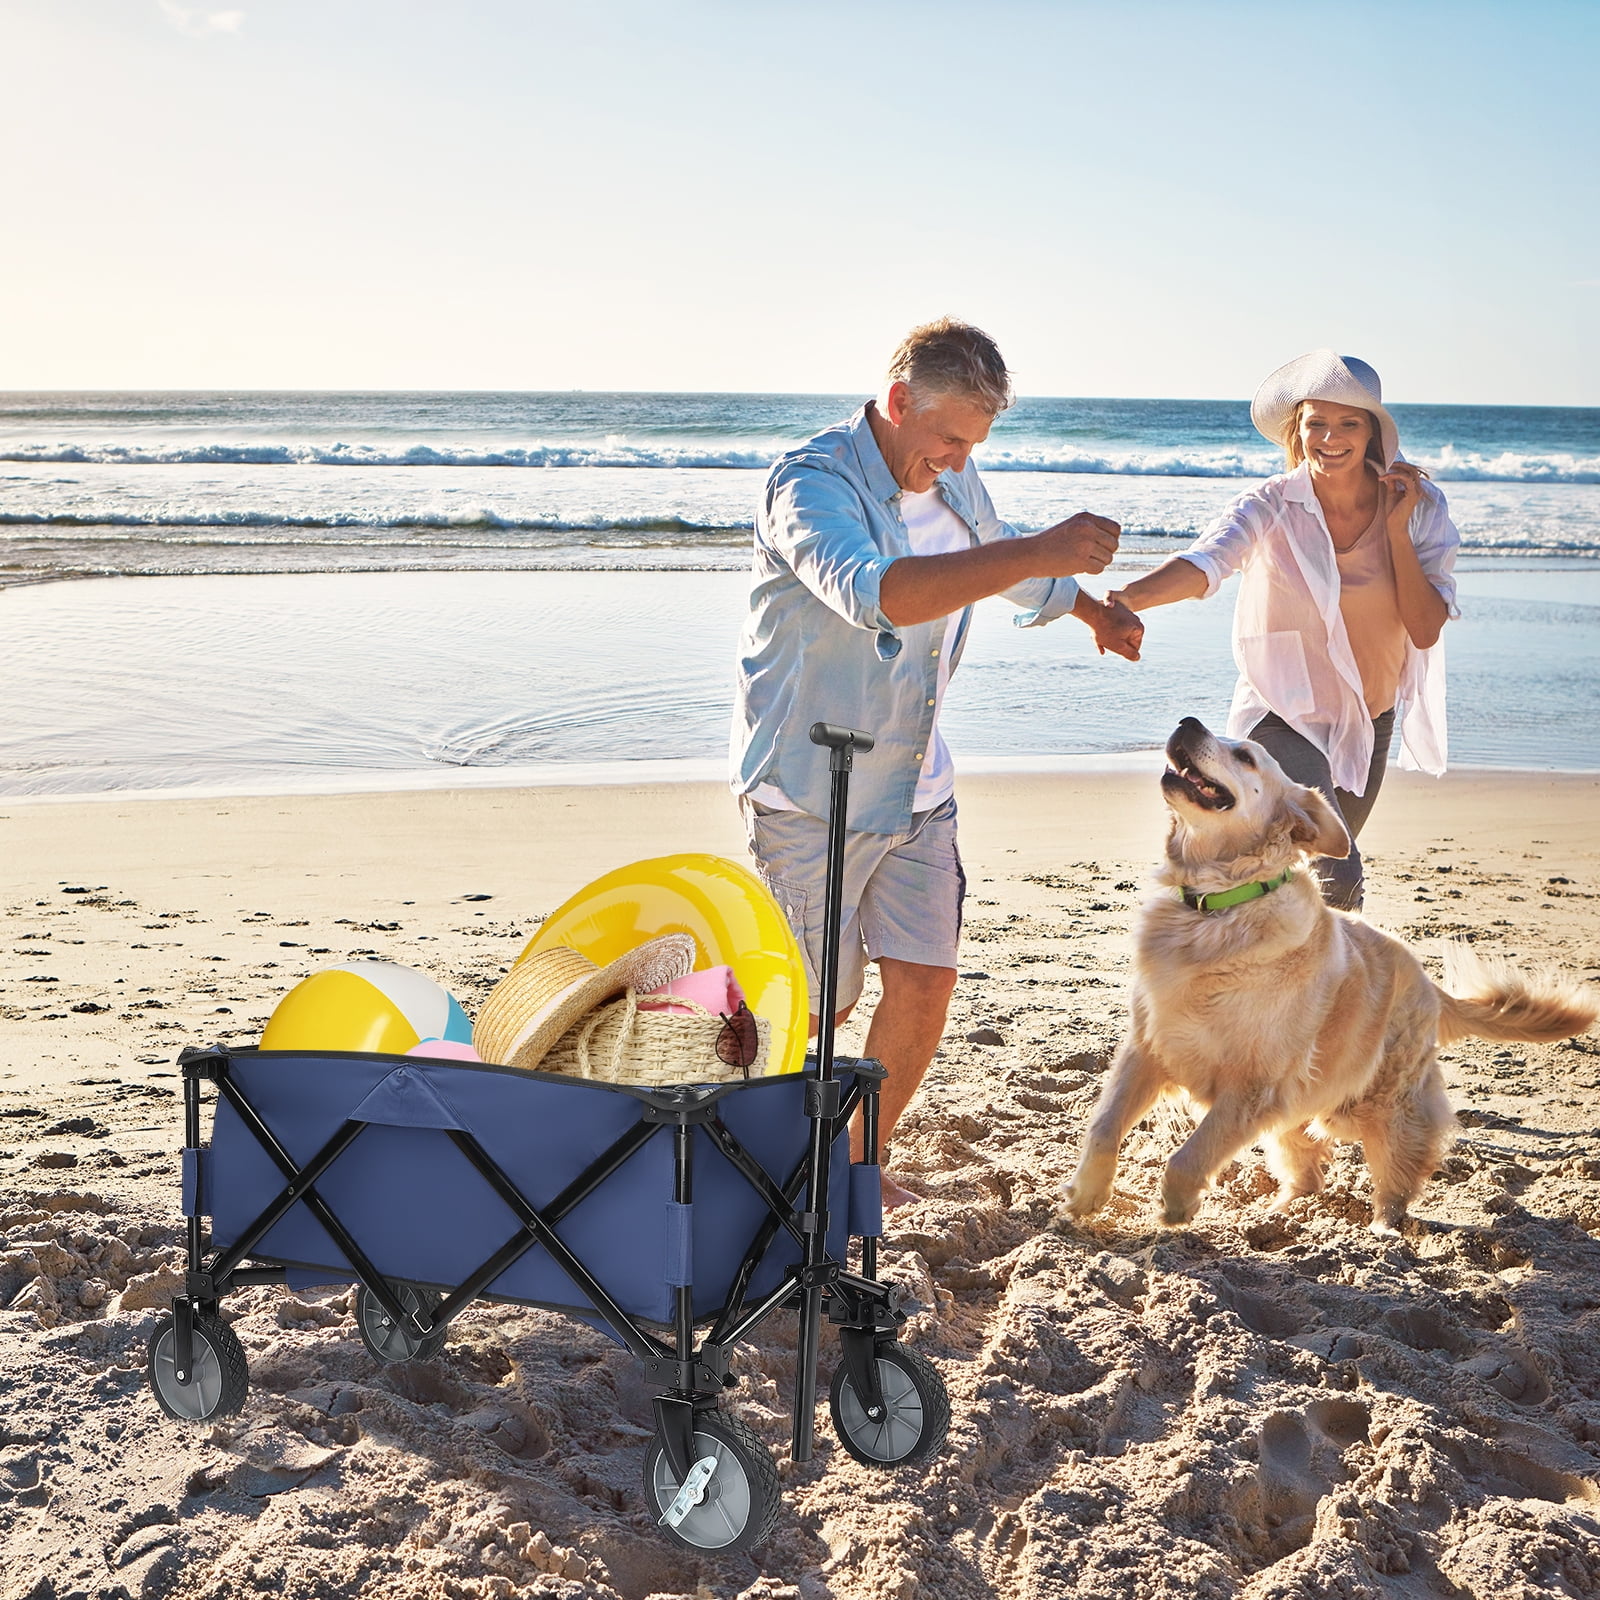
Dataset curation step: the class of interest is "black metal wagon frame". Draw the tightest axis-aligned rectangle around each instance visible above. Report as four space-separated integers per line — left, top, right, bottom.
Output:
148 724 950 1551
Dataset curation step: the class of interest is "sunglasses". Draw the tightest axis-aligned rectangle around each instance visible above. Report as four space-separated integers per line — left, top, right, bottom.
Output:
715 1004 760 1078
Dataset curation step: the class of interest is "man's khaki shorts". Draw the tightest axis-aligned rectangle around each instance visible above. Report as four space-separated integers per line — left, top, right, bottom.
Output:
741 794 965 1015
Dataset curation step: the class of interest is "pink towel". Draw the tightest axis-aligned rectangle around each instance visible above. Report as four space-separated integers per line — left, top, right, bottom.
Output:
638 965 745 1016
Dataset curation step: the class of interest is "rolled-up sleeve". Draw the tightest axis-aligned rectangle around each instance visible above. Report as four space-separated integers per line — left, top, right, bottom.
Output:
1412 480 1461 617
764 461 898 633
1008 575 1080 628
962 464 1081 627
1180 490 1265 596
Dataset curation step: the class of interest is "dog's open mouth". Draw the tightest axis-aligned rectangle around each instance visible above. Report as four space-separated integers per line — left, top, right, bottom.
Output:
1161 763 1235 810
1162 723 1236 811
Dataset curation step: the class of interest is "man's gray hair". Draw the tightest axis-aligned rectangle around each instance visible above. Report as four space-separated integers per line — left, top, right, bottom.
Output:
885 317 1013 416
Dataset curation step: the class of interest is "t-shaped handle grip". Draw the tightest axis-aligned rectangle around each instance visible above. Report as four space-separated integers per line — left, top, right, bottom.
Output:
809 723 876 753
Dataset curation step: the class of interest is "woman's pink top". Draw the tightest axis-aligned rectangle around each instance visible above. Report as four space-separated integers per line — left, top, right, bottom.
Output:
1335 504 1408 719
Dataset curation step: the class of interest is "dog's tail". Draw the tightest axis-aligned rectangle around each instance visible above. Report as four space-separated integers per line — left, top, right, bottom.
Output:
1434 944 1598 1046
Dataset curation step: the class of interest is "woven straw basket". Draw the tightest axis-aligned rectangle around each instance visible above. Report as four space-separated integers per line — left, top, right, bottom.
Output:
540 990 770 1087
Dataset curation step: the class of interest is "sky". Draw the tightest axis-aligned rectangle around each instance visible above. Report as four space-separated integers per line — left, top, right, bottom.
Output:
1 0 1596 403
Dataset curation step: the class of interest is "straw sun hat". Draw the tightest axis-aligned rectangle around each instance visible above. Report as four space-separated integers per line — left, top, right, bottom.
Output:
1250 349 1400 470
473 933 696 1072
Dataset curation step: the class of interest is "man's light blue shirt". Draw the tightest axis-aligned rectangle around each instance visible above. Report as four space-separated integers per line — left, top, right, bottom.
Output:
729 405 1080 835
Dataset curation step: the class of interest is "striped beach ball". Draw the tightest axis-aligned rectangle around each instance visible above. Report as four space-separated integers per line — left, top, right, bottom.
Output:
260 961 473 1056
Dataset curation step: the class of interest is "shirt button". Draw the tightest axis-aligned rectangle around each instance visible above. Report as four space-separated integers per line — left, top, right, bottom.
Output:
926 698 935 707
914 751 924 760
930 648 939 658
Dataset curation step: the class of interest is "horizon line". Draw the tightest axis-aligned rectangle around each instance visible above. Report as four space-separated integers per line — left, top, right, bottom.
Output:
2 386 1596 413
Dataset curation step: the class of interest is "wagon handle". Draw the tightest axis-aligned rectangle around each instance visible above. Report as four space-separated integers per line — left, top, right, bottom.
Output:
791 722 874 1465
808 722 875 756
807 722 873 1085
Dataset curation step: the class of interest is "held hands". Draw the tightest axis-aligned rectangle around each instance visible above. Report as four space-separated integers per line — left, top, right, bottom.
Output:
1037 511 1120 576
1083 592 1144 661
1379 461 1428 537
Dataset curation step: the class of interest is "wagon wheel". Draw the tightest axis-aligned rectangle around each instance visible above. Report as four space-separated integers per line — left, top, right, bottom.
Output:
829 1344 949 1466
642 1410 780 1553
148 1311 250 1422
355 1283 449 1364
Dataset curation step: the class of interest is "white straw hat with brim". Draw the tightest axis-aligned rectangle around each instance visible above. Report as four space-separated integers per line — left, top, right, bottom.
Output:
1251 349 1400 469
473 933 696 1072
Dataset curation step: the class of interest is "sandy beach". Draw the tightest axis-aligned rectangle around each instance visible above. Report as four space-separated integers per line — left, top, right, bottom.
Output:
3 766 1598 1599
8 0 1598 1592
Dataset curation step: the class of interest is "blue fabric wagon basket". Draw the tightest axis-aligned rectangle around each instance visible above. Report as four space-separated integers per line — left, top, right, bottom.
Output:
199 1047 861 1327
147 723 951 1554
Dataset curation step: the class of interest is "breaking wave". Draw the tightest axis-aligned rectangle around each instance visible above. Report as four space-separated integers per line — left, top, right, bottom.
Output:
6 438 1598 483
0 508 742 535
0 440 779 471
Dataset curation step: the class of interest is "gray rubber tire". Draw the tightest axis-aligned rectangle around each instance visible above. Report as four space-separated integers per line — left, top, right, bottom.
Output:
148 1311 249 1422
356 1283 449 1364
829 1344 950 1466
642 1410 780 1553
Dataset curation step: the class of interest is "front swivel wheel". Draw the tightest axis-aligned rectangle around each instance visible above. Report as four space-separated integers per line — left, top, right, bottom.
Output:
829 1343 949 1466
148 1310 249 1421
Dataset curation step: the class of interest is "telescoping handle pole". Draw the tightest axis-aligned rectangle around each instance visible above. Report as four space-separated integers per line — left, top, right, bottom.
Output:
810 722 874 1085
791 721 874 1464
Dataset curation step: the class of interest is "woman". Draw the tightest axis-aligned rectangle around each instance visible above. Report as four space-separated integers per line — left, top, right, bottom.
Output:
1106 350 1459 909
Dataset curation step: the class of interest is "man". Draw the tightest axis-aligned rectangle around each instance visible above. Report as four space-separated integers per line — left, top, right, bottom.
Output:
730 318 1141 1205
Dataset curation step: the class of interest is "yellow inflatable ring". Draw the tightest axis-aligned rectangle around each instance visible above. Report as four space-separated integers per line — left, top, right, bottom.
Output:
521 854 808 1076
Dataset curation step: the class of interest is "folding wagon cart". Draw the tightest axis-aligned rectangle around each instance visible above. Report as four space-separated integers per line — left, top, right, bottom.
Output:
146 724 950 1551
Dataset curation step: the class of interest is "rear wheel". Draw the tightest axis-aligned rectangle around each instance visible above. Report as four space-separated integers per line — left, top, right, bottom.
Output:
829 1344 949 1466
642 1410 780 1553
148 1311 249 1422
355 1283 449 1363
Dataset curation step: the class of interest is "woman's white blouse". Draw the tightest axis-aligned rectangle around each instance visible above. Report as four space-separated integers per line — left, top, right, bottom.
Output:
1179 464 1461 795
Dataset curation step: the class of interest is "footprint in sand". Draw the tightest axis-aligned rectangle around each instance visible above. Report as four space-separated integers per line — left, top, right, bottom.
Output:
1254 1399 1372 1553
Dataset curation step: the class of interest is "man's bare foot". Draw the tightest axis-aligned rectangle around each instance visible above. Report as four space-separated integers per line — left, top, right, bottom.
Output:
882 1172 922 1209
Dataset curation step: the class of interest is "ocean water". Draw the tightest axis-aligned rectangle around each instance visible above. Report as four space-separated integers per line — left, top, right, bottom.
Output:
1 392 1596 798
3 391 1599 583
1 567 1596 800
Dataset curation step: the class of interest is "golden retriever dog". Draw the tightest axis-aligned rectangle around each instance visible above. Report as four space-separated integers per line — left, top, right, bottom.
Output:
1064 717 1597 1234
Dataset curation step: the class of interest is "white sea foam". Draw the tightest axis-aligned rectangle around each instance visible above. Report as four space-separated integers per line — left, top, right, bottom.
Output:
4 489 1599 564
0 507 740 533
3 395 1598 586
0 440 782 471
1409 445 1600 484
6 436 1597 483
987 447 1600 484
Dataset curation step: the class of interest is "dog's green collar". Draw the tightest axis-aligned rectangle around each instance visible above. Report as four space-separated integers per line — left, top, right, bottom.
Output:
1181 867 1294 912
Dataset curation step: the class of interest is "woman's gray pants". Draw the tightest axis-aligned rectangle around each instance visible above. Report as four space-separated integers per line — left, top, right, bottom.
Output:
1247 709 1396 911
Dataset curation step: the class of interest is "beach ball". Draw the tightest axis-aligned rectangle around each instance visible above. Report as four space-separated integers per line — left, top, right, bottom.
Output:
260 961 474 1056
